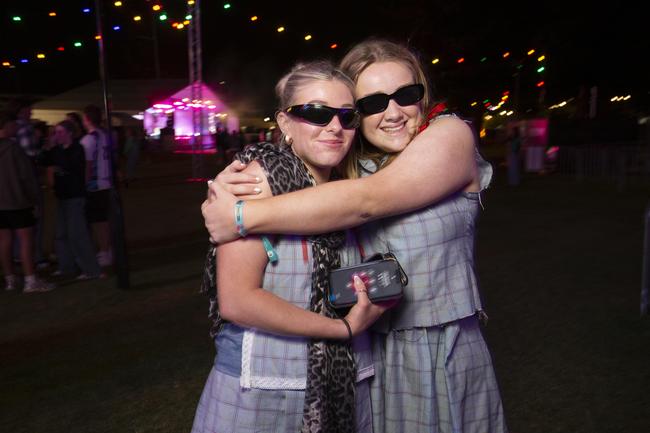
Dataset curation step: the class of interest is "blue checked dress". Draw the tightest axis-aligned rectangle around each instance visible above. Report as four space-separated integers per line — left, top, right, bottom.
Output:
357 132 508 433
191 231 375 433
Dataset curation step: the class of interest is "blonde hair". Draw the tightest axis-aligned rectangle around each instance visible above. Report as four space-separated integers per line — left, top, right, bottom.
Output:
275 60 355 147
339 39 432 179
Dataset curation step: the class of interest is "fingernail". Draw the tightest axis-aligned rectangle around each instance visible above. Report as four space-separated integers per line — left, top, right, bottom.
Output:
253 187 262 194
353 275 362 284
239 162 246 167
255 176 261 182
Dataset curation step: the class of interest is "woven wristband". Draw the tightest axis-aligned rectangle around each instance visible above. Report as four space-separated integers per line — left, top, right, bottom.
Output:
234 200 247 237
340 317 353 340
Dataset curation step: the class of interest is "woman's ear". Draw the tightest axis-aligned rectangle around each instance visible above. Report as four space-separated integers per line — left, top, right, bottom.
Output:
276 111 292 138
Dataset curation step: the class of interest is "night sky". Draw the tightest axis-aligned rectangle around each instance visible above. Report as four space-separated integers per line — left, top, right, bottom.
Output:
0 0 647 118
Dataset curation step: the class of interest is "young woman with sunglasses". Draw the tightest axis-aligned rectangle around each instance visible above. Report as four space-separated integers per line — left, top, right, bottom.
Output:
202 39 508 433
191 60 392 433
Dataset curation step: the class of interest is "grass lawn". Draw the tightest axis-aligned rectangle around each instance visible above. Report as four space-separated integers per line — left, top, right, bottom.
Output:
1 152 649 433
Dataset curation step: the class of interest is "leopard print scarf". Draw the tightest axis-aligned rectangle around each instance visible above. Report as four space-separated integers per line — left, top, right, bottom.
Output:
201 142 356 433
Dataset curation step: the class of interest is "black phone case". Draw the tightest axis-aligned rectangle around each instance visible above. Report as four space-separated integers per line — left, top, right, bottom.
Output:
328 253 407 309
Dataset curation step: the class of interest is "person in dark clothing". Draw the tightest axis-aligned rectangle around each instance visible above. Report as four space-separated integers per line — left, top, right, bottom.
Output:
42 120 102 279
0 111 54 292
66 112 86 140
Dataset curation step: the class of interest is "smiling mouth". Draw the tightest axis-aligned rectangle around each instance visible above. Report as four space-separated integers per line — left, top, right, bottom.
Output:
318 140 344 147
380 122 407 134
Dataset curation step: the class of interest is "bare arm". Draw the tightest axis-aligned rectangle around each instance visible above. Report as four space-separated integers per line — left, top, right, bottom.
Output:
203 116 478 242
216 162 390 338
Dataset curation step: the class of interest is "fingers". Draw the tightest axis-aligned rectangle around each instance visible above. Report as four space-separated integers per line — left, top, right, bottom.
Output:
208 178 227 196
353 275 367 293
225 159 247 173
201 200 210 217
353 275 371 306
216 161 260 185
223 184 262 196
217 171 261 185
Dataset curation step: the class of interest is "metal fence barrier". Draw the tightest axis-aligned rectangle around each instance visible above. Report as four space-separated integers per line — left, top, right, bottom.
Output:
555 142 650 189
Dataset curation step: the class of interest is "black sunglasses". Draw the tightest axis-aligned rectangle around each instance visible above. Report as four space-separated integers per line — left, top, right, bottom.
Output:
284 104 361 129
356 83 425 115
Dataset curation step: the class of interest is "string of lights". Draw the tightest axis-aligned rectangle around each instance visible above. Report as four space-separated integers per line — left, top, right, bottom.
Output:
0 2 635 111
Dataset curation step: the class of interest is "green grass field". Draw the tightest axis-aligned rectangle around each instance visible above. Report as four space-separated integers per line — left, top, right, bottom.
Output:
1 153 649 433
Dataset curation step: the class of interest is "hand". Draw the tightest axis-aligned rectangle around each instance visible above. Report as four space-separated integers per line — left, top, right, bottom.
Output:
211 160 262 198
344 275 397 337
201 180 241 244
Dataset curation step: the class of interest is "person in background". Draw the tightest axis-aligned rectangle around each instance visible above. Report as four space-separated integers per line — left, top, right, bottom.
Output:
0 111 54 293
80 105 113 267
12 99 48 269
42 120 103 280
66 112 86 141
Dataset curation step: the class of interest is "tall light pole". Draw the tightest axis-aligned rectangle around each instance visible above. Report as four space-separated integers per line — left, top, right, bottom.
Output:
94 0 130 289
188 0 204 179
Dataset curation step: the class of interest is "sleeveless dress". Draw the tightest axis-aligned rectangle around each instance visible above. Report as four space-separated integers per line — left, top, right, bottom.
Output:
358 117 508 433
191 143 375 433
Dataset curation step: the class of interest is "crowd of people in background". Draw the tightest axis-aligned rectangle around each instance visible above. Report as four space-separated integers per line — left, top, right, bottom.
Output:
0 100 133 293
1 94 285 295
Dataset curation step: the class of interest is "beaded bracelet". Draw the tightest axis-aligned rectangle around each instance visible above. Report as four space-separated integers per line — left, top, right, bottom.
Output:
234 200 247 237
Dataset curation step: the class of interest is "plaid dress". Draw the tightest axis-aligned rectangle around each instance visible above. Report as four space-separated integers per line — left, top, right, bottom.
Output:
191 232 375 433
358 142 508 433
